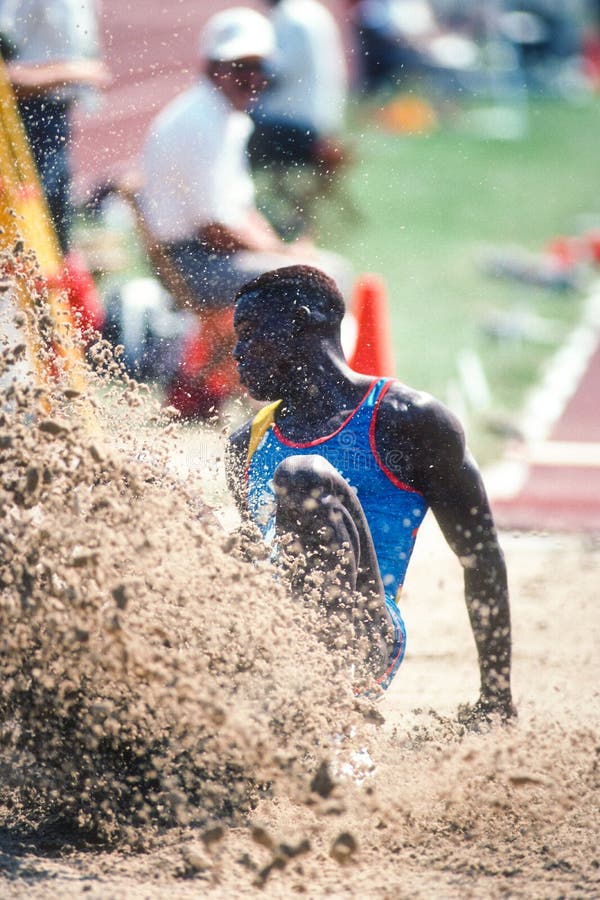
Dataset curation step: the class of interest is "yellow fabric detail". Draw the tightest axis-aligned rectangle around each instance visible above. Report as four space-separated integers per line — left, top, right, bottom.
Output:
394 585 403 606
246 401 282 466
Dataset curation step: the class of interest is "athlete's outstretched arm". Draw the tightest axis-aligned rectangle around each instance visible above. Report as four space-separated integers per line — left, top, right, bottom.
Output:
428 450 514 722
376 390 515 722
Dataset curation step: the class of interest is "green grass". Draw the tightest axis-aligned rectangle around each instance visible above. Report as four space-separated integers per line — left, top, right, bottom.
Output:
310 94 600 462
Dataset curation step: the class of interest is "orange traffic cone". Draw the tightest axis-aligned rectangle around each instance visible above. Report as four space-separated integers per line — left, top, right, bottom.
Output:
585 230 600 264
347 273 396 377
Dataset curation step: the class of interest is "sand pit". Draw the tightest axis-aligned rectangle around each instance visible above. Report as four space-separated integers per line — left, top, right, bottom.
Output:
0 260 599 898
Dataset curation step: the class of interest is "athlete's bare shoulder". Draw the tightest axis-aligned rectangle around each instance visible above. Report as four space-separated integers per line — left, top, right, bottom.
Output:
374 380 467 489
379 379 464 436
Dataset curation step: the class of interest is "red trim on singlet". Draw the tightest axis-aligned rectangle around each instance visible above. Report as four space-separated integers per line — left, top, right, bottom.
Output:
375 620 405 684
369 380 424 495
272 378 379 448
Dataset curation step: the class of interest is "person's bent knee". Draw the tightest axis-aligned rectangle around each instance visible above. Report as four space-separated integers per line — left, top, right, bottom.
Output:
273 454 339 505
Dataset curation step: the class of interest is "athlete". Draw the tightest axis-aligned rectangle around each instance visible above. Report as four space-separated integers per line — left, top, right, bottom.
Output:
226 265 515 722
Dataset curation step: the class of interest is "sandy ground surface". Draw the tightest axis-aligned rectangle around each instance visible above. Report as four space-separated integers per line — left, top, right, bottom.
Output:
1 483 598 897
0 265 599 898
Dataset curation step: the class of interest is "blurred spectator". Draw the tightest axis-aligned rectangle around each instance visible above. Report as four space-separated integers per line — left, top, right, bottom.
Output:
0 0 109 252
347 1 584 95
348 0 439 91
583 0 600 86
498 2 581 75
248 0 348 172
140 6 349 313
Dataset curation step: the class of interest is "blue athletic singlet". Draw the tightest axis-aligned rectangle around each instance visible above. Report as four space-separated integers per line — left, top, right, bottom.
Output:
243 378 429 690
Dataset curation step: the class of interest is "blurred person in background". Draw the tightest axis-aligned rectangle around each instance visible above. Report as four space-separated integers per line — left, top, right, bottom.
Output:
582 0 600 86
492 1 582 92
0 0 109 252
248 0 348 175
348 0 587 94
347 0 440 91
140 6 349 314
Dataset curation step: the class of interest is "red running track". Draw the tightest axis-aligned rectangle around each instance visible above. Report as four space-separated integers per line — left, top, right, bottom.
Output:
492 328 600 533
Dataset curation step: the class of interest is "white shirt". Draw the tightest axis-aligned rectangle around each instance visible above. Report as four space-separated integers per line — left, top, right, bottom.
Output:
262 0 347 136
140 77 256 244
0 0 100 64
0 0 101 103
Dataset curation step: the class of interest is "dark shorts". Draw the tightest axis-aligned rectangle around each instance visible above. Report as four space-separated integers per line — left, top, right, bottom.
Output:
18 97 72 252
162 241 348 311
163 242 270 310
248 117 318 168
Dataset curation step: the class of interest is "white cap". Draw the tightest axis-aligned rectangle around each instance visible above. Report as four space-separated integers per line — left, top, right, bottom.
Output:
200 7 275 63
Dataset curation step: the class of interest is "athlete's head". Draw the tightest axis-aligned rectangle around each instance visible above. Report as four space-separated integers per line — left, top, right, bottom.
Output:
233 265 345 400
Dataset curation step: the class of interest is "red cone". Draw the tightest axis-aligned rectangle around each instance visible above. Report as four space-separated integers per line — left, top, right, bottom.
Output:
347 273 396 377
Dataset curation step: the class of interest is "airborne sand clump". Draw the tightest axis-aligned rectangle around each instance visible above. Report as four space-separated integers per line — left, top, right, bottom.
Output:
0 250 364 846
0 249 599 897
